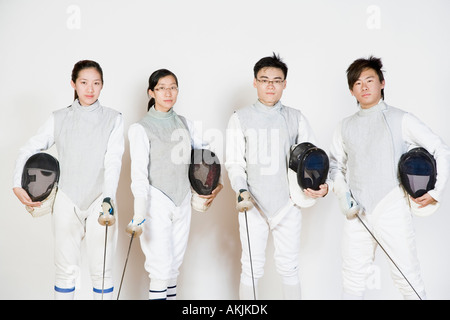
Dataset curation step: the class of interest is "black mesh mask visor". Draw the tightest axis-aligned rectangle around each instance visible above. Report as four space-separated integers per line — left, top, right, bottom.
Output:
21 153 60 202
398 147 436 198
289 142 329 191
189 149 221 195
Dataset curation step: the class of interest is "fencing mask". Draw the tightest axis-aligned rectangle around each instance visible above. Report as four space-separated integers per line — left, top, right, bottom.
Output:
398 147 439 216
288 142 329 208
21 152 60 217
189 149 221 212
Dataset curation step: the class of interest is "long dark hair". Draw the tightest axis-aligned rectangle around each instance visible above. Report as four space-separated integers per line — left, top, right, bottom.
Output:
147 69 178 111
71 60 104 100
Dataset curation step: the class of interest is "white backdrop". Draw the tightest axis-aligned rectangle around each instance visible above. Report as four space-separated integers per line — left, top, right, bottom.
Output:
1 0 449 300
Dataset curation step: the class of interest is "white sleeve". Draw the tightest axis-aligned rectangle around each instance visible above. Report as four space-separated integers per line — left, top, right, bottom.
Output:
402 113 450 202
225 112 248 193
185 118 208 150
185 118 224 185
103 113 125 201
13 114 55 188
297 112 332 188
128 123 150 217
328 121 349 194
296 113 317 145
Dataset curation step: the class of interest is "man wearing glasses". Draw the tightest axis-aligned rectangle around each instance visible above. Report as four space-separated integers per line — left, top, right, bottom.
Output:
225 53 328 299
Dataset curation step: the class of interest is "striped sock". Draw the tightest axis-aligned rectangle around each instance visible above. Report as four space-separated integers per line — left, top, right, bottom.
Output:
149 288 167 300
167 284 177 300
149 279 167 300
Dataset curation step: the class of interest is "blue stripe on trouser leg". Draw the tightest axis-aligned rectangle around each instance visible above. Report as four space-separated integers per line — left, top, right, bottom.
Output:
93 287 114 300
54 286 76 300
93 287 114 293
55 286 75 293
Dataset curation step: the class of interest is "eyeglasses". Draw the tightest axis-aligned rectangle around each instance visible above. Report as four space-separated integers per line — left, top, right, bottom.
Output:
256 79 285 86
154 86 179 92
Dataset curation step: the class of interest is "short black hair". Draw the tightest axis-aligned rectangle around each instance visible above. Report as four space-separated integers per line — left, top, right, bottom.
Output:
346 55 385 99
253 52 288 79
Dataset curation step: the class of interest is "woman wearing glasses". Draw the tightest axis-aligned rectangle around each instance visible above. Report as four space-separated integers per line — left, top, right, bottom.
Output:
126 69 222 300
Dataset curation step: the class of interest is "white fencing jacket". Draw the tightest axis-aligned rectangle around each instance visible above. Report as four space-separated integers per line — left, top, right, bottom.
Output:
128 106 215 217
225 100 316 218
13 100 124 210
329 100 450 214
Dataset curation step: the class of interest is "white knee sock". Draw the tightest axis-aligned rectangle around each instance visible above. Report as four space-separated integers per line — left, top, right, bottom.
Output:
283 283 301 300
342 291 364 300
239 282 258 300
404 292 426 300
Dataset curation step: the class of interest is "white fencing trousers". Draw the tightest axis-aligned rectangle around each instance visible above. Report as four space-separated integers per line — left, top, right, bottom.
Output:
341 187 426 300
238 200 302 299
139 186 192 299
52 190 117 300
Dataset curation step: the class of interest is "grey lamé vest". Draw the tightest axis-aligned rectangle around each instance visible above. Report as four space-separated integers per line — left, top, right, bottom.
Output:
53 100 120 210
341 101 408 214
236 100 303 217
138 106 191 206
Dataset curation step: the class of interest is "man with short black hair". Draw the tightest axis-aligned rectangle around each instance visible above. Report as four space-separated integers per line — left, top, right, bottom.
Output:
329 56 450 299
225 53 328 299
